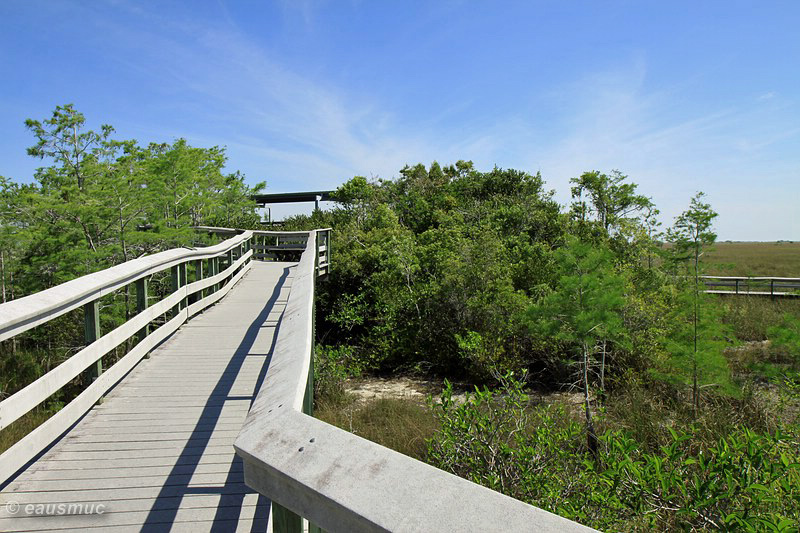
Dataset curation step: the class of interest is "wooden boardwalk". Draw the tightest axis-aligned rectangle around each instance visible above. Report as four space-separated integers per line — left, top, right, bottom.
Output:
0 261 295 532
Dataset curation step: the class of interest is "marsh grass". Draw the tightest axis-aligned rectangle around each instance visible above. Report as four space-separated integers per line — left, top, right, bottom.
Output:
705 241 800 277
717 295 800 341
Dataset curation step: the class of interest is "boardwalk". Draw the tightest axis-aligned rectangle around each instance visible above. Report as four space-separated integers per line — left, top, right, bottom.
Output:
0 261 294 532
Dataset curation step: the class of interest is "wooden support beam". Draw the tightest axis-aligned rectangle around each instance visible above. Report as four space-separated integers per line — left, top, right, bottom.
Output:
135 277 149 345
84 300 102 381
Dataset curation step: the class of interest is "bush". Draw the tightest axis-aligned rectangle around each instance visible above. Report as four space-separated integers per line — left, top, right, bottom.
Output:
427 375 800 531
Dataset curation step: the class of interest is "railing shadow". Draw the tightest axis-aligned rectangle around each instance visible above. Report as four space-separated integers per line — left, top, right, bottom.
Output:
140 265 291 532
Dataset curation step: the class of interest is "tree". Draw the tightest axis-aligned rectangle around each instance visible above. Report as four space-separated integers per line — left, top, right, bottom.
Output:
570 170 653 236
1 105 264 392
663 193 732 414
527 237 626 456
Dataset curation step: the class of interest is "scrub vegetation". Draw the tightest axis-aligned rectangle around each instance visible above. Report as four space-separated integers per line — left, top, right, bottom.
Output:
288 163 800 531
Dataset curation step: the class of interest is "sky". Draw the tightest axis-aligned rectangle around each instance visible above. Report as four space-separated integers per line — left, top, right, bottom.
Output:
0 1 798 240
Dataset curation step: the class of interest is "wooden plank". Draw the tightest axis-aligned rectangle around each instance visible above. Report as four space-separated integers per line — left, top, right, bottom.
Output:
23 461 243 481
38 445 236 462
33 453 239 470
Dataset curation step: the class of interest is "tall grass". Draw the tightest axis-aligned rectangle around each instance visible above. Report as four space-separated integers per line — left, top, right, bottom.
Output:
315 394 438 460
705 241 800 277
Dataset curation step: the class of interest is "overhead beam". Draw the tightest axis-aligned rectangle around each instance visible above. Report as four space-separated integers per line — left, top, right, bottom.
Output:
251 191 336 207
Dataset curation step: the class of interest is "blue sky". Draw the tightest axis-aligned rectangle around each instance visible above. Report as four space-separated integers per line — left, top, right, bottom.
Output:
1 1 798 240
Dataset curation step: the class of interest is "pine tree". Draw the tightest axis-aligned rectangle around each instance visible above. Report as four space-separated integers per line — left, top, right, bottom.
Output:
528 237 626 456
663 193 734 415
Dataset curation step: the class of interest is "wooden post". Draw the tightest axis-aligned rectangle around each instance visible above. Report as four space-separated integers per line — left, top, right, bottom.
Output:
272 507 302 533
136 277 149 346
84 300 102 381
190 259 203 304
212 257 220 293
315 232 320 277
306 239 323 533
171 263 187 315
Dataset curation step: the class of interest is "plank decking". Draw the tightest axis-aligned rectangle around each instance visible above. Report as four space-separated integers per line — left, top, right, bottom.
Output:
0 261 296 532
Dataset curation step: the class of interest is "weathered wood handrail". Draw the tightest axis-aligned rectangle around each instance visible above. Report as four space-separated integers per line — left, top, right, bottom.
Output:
701 275 800 298
0 231 262 482
194 226 331 276
234 231 593 532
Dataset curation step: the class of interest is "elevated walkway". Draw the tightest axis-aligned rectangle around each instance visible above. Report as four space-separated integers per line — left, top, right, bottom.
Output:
0 262 293 532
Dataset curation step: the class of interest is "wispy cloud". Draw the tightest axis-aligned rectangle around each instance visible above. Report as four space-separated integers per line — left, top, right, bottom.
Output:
68 3 800 239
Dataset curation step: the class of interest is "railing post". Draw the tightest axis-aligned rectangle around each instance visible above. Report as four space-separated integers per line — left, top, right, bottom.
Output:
136 277 149 347
315 232 320 277
190 259 203 304
735 279 739 294
212 257 220 293
84 300 102 381
272 507 302 533
171 263 187 314
272 233 323 533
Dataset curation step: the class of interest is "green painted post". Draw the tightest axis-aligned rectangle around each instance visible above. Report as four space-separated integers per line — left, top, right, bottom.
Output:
191 259 203 304
212 257 220 293
136 278 149 345
84 300 102 381
272 507 302 533
171 263 187 315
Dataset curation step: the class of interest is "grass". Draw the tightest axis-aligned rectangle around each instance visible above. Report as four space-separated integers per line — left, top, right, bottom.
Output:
705 241 800 277
717 295 800 341
0 406 59 455
315 394 438 460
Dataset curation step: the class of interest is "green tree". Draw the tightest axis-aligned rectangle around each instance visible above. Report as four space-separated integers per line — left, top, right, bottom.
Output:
570 170 653 236
663 193 733 414
527 238 626 455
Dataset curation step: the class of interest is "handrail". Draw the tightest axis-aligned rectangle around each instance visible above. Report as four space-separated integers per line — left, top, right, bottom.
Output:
701 275 800 297
234 232 592 532
0 231 260 482
0 231 253 343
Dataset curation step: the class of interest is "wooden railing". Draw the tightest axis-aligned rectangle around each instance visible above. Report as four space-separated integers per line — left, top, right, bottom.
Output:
234 231 593 532
702 276 800 298
0 228 328 483
194 226 331 276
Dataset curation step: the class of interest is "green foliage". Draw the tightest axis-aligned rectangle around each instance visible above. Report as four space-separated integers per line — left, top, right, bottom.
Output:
0 104 261 399
570 169 653 237
657 289 738 399
307 164 567 381
314 344 363 405
527 237 626 454
427 375 800 531
768 313 800 359
656 193 737 414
